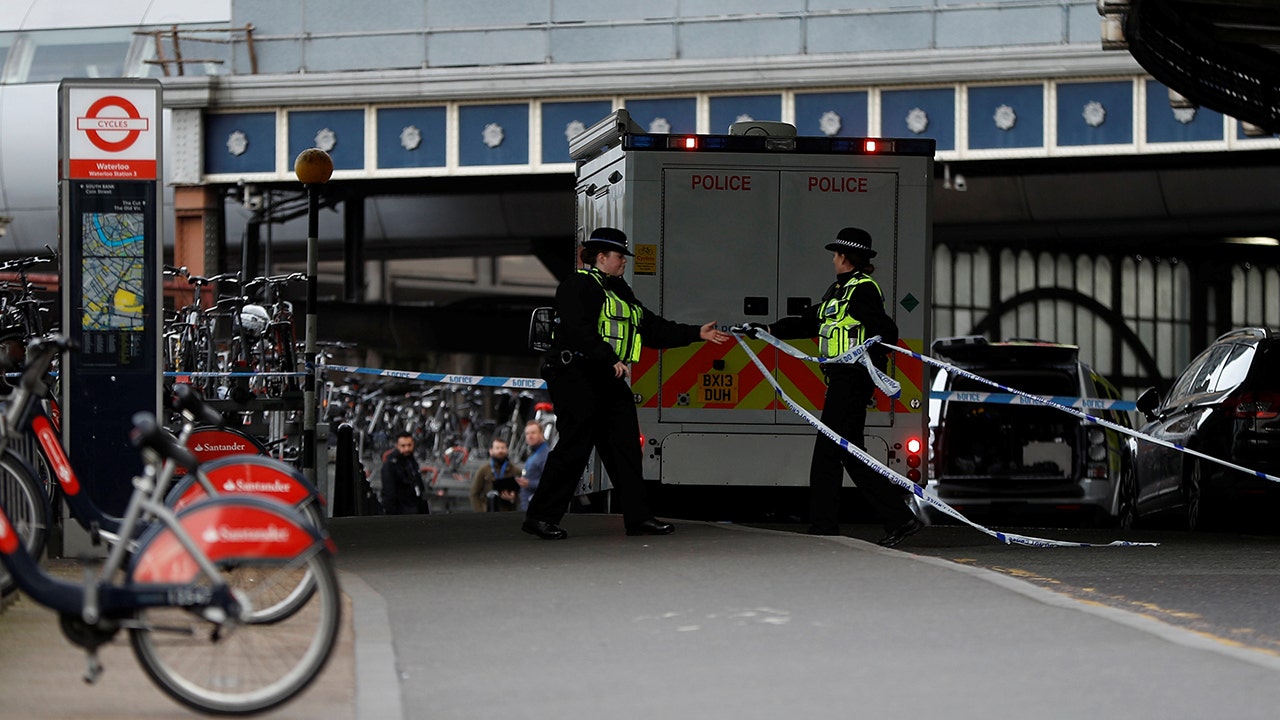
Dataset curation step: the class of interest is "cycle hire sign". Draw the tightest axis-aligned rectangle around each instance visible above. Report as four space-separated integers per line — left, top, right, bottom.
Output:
59 79 163 524
66 85 159 181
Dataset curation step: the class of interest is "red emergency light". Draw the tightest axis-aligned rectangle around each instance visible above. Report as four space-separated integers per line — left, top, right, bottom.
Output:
682 137 697 150
906 437 922 454
864 139 879 153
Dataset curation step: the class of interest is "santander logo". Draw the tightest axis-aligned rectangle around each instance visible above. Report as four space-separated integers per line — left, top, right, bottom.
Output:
195 442 249 453
221 478 292 494
201 524 292 544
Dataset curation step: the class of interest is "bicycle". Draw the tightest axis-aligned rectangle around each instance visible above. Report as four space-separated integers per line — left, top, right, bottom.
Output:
0 251 57 390
0 354 340 714
5 338 329 623
238 272 306 399
163 265 239 399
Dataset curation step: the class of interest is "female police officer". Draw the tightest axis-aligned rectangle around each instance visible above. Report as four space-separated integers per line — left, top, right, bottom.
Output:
754 227 923 546
522 227 730 540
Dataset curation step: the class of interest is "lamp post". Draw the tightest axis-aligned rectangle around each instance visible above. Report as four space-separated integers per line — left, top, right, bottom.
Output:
294 148 333 483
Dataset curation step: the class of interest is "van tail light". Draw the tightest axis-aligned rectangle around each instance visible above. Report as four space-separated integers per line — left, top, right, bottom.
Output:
904 437 923 484
1228 391 1280 420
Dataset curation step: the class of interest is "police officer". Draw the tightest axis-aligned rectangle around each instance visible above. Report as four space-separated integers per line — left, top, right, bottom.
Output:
522 227 730 540
752 227 923 546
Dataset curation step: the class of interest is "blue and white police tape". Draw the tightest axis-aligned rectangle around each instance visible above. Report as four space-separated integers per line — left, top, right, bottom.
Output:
880 343 1280 486
729 330 1157 548
321 364 547 390
732 325 901 399
931 391 1137 412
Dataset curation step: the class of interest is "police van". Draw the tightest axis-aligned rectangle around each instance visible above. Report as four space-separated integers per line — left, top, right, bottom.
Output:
568 111 933 512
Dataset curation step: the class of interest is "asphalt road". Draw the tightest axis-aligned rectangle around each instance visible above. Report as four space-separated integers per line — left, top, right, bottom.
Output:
909 523 1280 656
764 518 1280 658
333 513 1280 719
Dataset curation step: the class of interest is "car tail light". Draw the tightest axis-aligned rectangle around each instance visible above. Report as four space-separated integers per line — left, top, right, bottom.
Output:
1086 425 1108 475
1229 391 1280 420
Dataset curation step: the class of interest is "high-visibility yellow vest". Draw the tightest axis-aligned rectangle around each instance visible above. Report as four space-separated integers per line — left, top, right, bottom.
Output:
817 274 882 358
582 267 643 362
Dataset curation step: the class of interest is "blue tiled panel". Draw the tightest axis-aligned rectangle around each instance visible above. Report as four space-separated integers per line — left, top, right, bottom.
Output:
542 101 613 163
204 112 276 175
880 88 955 151
1145 81 1223 143
623 98 696 134
794 91 868 137
709 95 783 133
1056 81 1133 146
968 85 1044 149
458 104 530 166
376 106 447 169
288 109 365 170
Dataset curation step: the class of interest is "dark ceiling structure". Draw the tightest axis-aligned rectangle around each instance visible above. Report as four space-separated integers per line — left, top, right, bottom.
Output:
1108 0 1280 133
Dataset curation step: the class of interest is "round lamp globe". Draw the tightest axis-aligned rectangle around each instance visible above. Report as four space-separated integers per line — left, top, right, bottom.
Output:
294 148 334 185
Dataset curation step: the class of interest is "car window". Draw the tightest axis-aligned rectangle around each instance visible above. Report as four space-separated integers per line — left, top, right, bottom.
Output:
953 369 1076 396
1168 345 1229 404
1211 343 1255 393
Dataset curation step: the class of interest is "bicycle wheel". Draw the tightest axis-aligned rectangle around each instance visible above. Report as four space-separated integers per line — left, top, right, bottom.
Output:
130 547 341 715
0 453 50 599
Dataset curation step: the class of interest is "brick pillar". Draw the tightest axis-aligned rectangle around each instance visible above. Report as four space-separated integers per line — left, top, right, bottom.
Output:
173 185 218 277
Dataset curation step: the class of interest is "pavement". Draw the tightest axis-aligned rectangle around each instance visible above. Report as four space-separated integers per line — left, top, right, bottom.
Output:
0 558 358 720
6 513 1280 719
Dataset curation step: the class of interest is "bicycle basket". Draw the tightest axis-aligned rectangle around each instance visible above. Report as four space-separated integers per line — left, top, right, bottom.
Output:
528 306 555 352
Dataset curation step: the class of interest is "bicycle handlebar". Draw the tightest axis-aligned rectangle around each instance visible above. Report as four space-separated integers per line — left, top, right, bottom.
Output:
129 412 201 472
172 384 226 427
0 255 52 272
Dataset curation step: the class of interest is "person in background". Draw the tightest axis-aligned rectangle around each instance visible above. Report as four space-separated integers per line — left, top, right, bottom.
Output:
381 432 428 515
522 226 731 540
750 226 922 547
470 437 520 512
516 420 548 512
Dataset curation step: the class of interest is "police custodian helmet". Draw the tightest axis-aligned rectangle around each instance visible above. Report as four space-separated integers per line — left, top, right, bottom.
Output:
582 227 634 257
824 226 876 258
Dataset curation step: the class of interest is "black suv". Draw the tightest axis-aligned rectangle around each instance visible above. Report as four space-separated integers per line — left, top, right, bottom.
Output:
1127 327 1280 530
928 337 1133 525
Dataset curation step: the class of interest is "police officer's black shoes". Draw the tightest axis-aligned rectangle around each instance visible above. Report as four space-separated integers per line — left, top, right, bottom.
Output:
805 524 840 536
522 520 568 540
625 519 675 536
877 517 925 548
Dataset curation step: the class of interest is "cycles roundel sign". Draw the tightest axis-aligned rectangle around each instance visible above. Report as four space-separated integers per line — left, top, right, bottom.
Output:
66 85 160 180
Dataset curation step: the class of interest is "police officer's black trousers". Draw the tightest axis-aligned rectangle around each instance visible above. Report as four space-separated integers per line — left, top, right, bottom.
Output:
809 370 915 531
525 365 654 526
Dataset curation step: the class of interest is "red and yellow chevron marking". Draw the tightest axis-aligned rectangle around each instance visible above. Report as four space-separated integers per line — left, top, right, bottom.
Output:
885 338 925 415
632 337 926 415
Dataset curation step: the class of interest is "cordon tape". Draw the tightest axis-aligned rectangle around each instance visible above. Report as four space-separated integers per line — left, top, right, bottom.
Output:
731 325 1158 548
309 331 1275 547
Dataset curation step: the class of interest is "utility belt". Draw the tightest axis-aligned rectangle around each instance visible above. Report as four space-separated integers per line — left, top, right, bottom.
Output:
541 348 589 381
549 348 587 366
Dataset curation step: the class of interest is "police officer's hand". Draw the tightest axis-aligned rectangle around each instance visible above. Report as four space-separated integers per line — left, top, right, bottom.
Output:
613 360 630 379
700 321 732 345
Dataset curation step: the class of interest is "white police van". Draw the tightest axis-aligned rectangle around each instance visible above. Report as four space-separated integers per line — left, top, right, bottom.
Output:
567 111 933 508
